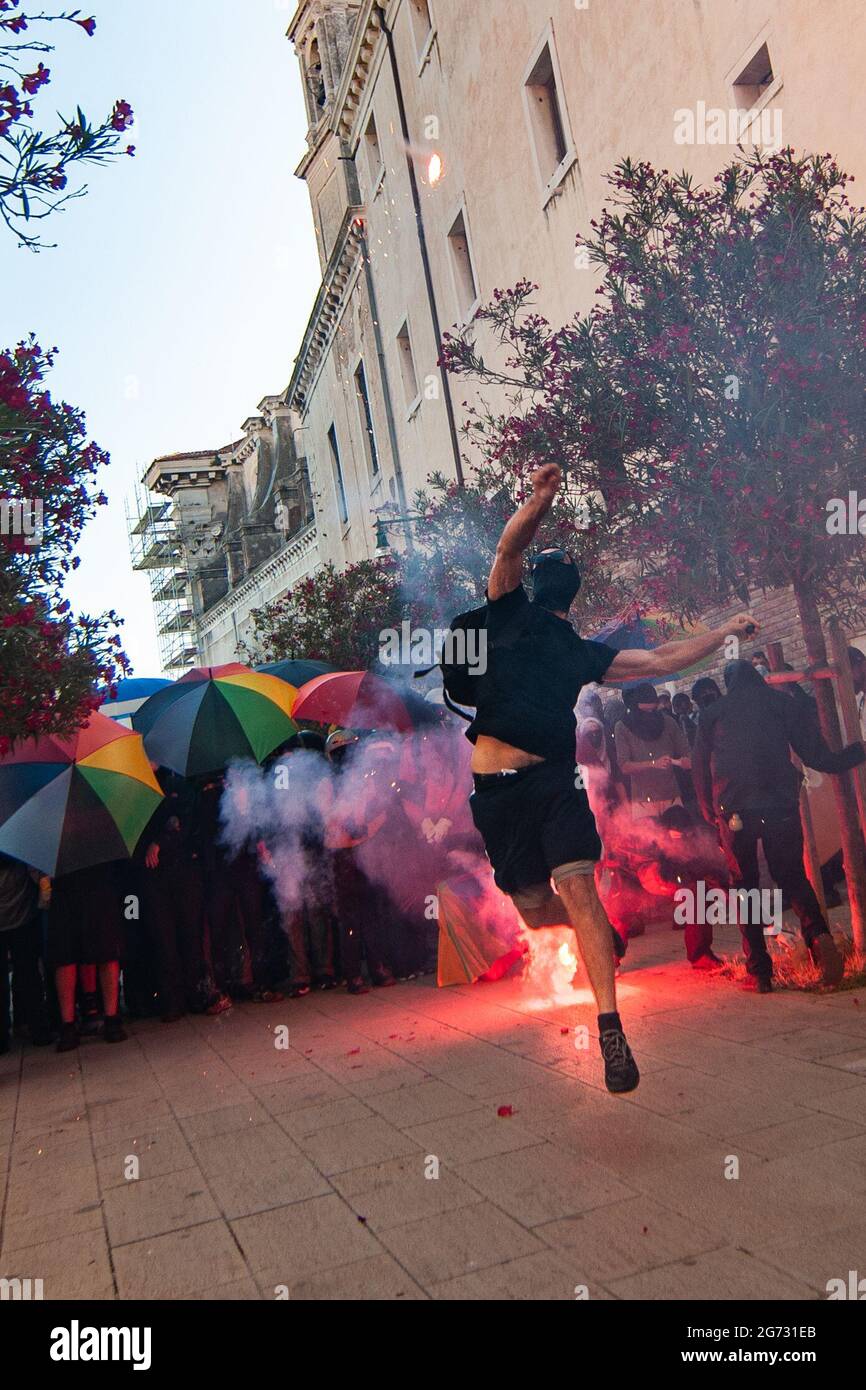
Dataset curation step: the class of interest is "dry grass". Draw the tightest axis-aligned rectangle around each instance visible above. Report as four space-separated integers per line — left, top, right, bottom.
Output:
719 936 866 993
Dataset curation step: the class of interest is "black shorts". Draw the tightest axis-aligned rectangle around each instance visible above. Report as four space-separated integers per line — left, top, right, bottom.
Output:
469 760 603 896
47 864 123 968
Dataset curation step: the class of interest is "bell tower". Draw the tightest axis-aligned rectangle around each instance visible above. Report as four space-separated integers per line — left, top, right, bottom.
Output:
288 1 362 140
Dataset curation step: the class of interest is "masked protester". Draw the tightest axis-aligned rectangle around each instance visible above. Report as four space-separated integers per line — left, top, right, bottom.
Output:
462 462 758 1093
691 677 722 712
614 684 691 819
692 660 866 991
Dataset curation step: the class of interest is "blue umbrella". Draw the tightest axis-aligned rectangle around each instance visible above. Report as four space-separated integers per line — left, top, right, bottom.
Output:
99 677 172 729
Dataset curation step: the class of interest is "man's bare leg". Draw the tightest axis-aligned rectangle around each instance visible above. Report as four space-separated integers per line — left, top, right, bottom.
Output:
553 872 639 1092
554 875 618 1013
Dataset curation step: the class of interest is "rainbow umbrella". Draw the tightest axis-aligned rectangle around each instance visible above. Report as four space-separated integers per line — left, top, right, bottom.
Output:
0 712 164 876
133 663 299 776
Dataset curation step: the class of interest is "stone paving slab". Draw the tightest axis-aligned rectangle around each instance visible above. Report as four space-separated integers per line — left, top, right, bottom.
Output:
1 923 866 1300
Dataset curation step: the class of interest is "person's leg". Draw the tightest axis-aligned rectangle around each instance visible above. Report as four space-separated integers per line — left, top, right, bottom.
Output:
718 815 772 985
99 960 127 1041
98 960 120 1015
0 937 11 1050
763 810 843 984
55 964 77 1023
551 867 618 1013
8 918 46 1036
143 869 185 1018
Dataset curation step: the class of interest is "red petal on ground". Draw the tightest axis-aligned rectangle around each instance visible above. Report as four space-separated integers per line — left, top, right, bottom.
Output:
497 1105 514 1118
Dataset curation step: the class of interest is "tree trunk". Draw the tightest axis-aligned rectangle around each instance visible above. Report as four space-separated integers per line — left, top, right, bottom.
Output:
793 580 866 951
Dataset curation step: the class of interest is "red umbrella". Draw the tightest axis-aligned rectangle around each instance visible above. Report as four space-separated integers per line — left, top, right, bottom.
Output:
292 671 419 733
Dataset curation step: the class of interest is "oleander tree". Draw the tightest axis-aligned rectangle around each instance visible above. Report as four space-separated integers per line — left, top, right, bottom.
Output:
1 3 134 249
1 6 134 750
441 146 866 939
0 338 130 752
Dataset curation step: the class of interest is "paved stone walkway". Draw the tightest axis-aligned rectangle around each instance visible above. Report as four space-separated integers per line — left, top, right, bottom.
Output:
2 921 866 1301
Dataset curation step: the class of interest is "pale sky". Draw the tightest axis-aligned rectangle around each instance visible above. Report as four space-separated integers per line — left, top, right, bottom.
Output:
0 0 321 676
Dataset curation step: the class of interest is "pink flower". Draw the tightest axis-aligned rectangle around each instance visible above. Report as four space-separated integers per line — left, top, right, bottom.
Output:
111 99 134 133
75 17 97 37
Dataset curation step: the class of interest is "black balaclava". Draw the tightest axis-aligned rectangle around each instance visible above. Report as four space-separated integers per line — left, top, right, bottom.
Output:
623 682 666 740
530 549 581 613
723 659 767 694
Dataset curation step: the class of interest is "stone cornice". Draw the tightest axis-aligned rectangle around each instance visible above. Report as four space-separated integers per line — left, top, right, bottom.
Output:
201 523 320 627
286 206 366 414
332 0 388 146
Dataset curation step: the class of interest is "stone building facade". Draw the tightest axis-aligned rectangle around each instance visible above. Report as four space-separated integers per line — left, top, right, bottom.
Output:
135 0 866 669
285 0 866 663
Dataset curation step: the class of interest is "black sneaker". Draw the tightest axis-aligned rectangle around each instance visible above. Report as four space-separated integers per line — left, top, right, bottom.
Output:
56 1022 79 1053
103 1014 128 1044
599 1027 640 1094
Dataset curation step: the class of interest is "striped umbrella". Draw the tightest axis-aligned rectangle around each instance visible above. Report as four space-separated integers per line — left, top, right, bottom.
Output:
0 713 164 876
133 663 299 776
98 676 172 729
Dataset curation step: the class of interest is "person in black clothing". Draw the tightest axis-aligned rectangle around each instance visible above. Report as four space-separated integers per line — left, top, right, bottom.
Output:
47 860 128 1051
692 659 866 990
263 733 337 996
672 692 698 748
139 770 210 1021
193 774 283 1005
0 853 48 1051
691 677 722 712
321 733 397 995
465 463 758 1093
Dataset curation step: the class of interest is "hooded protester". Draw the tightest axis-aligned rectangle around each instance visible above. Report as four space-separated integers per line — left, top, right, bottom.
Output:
614 683 691 819
692 659 866 990
462 462 759 1094
691 677 722 712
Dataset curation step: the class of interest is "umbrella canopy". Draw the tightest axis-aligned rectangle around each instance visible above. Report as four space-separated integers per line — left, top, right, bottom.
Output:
133 663 299 776
0 712 163 876
293 671 442 733
255 658 336 687
98 676 172 729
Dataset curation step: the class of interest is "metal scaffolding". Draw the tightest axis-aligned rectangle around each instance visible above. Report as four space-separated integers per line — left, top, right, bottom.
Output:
126 484 199 674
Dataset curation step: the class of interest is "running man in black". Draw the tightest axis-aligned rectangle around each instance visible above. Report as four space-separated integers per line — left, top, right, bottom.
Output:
469 464 758 1093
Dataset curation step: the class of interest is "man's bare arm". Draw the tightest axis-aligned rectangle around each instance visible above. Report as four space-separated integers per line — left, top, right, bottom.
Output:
606 615 758 683
488 464 562 600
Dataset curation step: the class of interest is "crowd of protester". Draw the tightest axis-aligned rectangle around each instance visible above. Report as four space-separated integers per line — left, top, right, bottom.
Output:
2 645 865 1052
0 726 475 1054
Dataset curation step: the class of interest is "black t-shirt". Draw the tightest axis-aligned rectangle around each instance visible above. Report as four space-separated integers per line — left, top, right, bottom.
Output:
466 584 618 761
